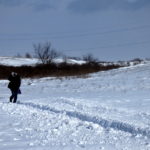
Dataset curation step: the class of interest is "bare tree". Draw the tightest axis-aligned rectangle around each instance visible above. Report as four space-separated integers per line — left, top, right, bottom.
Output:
34 42 59 64
83 53 98 64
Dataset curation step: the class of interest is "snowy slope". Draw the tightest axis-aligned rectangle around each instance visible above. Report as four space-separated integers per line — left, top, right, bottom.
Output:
0 60 150 149
0 57 85 66
0 57 38 66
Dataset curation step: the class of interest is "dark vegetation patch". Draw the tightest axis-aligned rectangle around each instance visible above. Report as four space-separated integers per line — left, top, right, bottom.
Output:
0 62 122 79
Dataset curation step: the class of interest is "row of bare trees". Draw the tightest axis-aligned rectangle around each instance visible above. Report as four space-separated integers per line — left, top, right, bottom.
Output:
17 41 144 67
33 41 98 65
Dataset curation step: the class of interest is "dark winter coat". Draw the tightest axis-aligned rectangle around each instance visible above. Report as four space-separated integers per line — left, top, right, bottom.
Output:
8 74 21 92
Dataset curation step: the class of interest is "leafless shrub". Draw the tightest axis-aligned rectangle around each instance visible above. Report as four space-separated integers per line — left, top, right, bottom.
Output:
25 53 32 58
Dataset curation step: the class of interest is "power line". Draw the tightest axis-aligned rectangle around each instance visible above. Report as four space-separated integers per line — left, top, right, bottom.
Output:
63 40 150 52
0 24 150 41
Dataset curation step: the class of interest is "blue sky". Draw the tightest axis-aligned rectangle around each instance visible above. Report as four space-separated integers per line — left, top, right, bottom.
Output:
0 0 150 61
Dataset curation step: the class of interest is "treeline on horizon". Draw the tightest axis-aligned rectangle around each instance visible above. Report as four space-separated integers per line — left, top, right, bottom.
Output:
0 42 144 79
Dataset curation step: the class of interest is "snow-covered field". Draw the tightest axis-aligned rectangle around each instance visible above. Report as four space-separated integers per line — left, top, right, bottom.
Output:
0 57 38 66
0 58 150 150
0 57 85 66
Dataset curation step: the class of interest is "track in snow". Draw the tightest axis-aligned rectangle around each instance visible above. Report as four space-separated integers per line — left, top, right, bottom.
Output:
1 101 150 139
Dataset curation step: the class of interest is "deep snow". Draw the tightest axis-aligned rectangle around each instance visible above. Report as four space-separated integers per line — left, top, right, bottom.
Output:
0 58 150 149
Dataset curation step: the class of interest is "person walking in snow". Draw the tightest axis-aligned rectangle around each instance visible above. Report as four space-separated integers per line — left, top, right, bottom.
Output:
8 72 21 103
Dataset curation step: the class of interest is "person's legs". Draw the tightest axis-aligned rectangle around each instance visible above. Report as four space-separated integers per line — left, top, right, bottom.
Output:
10 95 13 102
13 92 18 103
10 91 18 103
10 90 13 102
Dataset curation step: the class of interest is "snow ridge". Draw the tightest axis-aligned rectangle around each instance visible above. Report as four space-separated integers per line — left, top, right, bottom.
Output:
16 102 150 138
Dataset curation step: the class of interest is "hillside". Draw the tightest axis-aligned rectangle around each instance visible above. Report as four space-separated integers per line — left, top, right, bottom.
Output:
0 58 150 149
0 56 122 79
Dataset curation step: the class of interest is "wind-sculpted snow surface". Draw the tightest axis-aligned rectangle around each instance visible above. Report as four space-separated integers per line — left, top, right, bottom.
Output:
9 102 150 138
0 61 150 149
0 100 150 150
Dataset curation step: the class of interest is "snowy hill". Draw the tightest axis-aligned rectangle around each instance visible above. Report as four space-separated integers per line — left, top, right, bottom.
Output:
0 56 85 66
0 56 38 66
0 59 150 149
0 56 145 67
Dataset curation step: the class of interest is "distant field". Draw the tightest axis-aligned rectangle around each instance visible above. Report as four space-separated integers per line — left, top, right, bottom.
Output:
0 56 144 79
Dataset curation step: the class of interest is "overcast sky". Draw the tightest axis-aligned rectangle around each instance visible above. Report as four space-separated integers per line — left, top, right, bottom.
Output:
0 0 150 61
